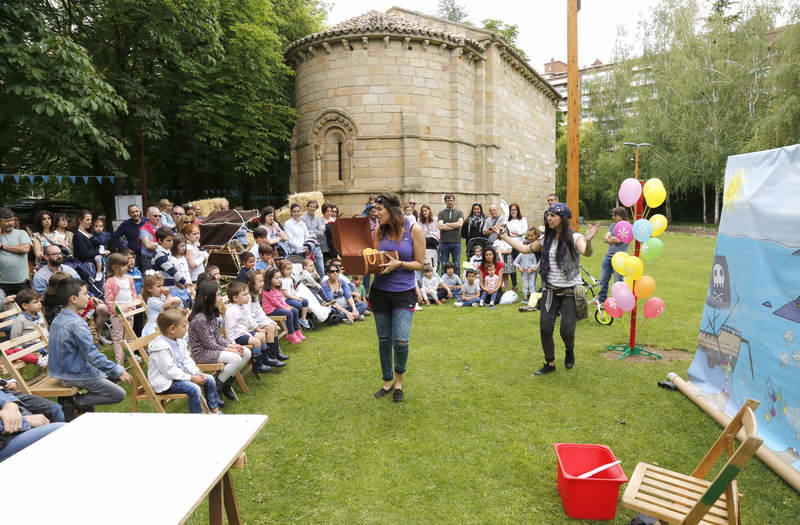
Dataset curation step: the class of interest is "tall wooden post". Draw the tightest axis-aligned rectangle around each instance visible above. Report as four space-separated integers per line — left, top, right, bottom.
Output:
566 0 580 230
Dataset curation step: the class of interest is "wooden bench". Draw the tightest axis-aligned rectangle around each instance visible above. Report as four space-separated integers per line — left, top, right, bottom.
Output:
622 398 763 525
0 302 22 336
122 333 210 414
0 326 78 398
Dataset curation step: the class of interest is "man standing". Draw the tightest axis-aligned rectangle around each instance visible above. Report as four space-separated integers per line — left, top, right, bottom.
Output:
547 193 559 207
300 200 327 277
32 245 80 294
139 207 161 271
0 208 32 296
482 204 506 244
596 207 630 305
437 194 464 276
170 206 185 231
111 204 144 256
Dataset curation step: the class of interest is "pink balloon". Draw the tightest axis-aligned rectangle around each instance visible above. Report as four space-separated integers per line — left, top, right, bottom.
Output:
643 297 665 318
611 281 629 299
615 288 636 312
614 220 634 244
603 298 624 318
618 178 643 207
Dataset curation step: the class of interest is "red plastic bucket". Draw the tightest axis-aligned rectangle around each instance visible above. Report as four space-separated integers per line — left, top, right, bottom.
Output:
553 443 628 520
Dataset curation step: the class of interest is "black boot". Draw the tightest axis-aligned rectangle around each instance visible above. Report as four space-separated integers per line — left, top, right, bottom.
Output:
221 377 237 401
275 345 289 361
265 342 286 368
252 353 272 374
564 350 575 369
214 379 228 407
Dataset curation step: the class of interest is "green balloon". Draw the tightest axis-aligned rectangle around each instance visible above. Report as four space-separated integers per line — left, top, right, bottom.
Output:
641 238 664 261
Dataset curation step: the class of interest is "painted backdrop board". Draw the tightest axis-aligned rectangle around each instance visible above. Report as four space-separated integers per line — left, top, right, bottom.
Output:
688 143 800 473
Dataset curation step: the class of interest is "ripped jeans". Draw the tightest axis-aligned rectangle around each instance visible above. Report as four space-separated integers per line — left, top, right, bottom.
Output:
373 308 414 382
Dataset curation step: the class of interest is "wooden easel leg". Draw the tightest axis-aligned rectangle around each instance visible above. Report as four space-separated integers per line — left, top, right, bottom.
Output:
223 471 242 525
209 479 223 525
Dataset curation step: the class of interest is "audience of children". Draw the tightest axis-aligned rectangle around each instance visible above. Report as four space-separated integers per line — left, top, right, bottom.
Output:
278 259 311 329
224 281 273 374
261 267 305 343
141 275 182 336
455 269 481 307
48 279 133 420
103 253 138 365
8 289 49 368
147 308 223 414
188 281 251 401
480 262 501 307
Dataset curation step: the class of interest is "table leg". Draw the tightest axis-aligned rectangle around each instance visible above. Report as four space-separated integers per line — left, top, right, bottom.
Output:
223 471 242 525
209 479 223 525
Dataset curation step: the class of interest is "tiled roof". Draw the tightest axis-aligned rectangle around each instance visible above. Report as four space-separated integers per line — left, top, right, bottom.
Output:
286 10 480 55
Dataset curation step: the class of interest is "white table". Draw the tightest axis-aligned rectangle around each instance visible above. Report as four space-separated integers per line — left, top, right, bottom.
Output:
0 412 267 524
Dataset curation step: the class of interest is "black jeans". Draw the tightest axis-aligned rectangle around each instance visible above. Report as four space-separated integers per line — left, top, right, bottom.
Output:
539 290 577 363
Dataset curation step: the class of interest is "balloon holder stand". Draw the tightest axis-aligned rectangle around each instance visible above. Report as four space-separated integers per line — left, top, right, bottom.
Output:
607 344 662 360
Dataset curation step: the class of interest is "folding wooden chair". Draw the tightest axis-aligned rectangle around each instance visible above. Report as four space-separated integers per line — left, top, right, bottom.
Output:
268 315 288 341
0 303 22 337
0 325 78 398
122 333 209 414
114 297 147 341
622 398 763 525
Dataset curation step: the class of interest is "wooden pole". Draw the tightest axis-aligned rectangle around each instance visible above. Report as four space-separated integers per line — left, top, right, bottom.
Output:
566 0 580 230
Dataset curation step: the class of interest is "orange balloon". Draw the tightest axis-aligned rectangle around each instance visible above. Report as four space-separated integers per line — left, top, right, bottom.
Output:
634 275 656 298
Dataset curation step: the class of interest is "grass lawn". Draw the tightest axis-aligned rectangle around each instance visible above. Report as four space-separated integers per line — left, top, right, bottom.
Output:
105 231 799 524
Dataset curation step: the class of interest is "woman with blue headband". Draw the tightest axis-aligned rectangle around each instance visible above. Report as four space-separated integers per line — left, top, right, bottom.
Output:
496 204 600 375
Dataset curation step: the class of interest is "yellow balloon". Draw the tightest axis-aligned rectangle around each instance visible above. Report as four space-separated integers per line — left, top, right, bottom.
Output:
624 255 644 280
624 276 635 291
644 179 666 208
649 214 668 237
634 275 656 298
611 252 628 274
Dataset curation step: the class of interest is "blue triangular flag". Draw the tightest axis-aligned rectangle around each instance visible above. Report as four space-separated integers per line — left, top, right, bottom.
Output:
96 176 102 183
109 176 115 183
27 175 35 183
0 175 4 183
82 176 89 184
69 176 76 184
13 175 20 183
42 175 49 183
56 176 62 183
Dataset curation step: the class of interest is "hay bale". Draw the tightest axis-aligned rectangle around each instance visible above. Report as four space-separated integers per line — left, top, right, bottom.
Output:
189 198 229 217
276 191 325 224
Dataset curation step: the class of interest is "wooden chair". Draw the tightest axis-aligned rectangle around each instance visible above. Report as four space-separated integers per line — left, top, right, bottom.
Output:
0 325 79 398
122 333 209 414
268 315 288 341
114 297 147 341
0 303 22 337
622 398 763 525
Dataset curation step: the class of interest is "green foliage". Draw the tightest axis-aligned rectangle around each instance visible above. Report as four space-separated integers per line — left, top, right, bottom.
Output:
436 0 469 23
481 19 529 61
0 0 326 210
0 1 129 180
100 233 800 524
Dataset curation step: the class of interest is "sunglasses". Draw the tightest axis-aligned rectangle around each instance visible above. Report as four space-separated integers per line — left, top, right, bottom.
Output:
327 269 339 273
375 196 387 205
152 214 162 218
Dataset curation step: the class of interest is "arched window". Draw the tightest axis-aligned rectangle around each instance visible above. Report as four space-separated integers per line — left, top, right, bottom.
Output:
323 128 346 185
310 110 358 190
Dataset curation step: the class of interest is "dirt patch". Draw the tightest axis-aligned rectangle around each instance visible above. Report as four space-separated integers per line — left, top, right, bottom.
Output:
602 347 694 362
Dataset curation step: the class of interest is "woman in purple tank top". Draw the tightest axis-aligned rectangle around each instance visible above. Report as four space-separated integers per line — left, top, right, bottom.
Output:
369 192 425 402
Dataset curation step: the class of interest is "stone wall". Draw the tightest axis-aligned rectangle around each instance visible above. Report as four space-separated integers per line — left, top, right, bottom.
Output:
288 9 557 220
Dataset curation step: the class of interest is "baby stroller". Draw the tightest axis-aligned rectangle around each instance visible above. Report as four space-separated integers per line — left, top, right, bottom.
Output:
63 255 105 300
580 265 613 326
464 237 490 276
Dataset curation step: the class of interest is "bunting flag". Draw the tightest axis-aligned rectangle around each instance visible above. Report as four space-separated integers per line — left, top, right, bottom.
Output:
109 176 115 183
56 176 62 183
42 176 49 183
27 175 35 183
0 174 121 184
96 176 103 183
81 176 89 184
69 176 76 184
0 175 4 182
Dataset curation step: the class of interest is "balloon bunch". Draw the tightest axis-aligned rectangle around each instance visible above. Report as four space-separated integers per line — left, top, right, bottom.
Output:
602 178 669 321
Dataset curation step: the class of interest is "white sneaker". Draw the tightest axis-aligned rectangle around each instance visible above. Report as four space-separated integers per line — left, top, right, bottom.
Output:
358 314 365 321
414 303 423 311
37 354 49 368
342 316 354 325
363 309 372 316
454 302 463 307
99 335 113 346
95 272 103 281
479 300 484 307
472 303 478 307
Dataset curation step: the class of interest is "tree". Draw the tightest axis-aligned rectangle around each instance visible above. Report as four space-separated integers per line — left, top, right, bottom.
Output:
436 0 469 23
0 1 128 190
481 19 529 61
